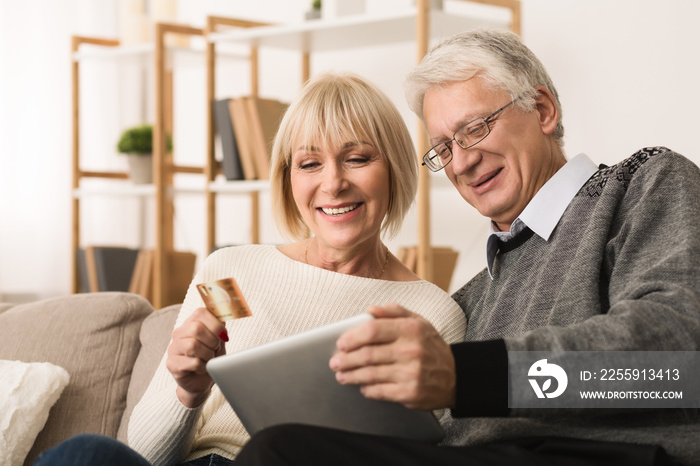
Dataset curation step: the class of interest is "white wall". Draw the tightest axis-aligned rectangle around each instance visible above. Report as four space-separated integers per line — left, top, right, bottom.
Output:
1 0 698 302
524 0 699 162
0 0 117 301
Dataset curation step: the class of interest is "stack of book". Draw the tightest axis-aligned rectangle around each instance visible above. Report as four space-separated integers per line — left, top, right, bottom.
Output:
77 246 197 306
213 96 289 181
396 246 459 292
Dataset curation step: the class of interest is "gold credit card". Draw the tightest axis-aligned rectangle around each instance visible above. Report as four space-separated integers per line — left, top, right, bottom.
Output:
196 277 252 322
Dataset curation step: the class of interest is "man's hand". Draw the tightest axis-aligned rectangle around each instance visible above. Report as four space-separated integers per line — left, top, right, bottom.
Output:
166 307 228 408
329 303 456 411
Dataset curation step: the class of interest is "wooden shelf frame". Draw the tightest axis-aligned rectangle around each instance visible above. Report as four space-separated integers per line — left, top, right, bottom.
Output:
204 17 273 253
152 22 205 308
203 0 519 282
71 23 206 309
71 35 124 298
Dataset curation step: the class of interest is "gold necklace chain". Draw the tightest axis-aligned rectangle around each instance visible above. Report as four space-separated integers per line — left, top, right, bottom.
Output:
304 243 390 279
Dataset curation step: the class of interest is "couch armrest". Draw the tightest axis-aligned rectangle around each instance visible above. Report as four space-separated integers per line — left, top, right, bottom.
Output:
0 292 153 465
117 303 180 442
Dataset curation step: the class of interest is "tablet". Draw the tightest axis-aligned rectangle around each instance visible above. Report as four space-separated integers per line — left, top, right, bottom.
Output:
206 313 444 443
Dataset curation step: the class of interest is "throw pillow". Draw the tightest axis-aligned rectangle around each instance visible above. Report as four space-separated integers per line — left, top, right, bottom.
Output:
0 360 70 466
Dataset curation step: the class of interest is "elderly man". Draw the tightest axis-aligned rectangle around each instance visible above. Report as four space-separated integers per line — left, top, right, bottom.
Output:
235 28 699 466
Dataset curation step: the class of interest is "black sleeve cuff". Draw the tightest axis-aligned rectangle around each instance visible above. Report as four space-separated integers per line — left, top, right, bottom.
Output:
450 339 509 418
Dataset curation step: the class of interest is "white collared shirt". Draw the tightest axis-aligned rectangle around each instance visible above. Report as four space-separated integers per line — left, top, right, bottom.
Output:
486 153 599 278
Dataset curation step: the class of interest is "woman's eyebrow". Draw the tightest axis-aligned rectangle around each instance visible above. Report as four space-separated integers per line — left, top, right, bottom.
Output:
294 141 374 153
341 141 374 149
295 144 321 152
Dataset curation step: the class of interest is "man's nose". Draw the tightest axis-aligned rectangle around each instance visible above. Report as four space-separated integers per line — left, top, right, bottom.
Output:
449 144 482 175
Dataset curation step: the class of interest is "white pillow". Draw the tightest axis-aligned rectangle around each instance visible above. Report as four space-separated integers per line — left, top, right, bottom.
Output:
0 360 70 466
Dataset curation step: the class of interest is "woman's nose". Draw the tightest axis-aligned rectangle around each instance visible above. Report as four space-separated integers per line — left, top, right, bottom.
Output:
321 165 348 195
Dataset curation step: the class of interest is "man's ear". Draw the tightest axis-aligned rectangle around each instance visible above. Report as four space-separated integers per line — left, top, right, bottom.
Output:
534 86 559 136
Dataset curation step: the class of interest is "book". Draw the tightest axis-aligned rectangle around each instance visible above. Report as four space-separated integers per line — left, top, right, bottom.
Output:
127 249 194 306
95 246 140 292
76 248 96 293
246 96 289 180
84 246 100 292
431 247 459 292
129 249 152 299
136 250 154 301
213 98 244 181
164 251 197 307
395 247 408 265
396 246 458 292
403 246 418 273
229 97 258 180
79 246 140 293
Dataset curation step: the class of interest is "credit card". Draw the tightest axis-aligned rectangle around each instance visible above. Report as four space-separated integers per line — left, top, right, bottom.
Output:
196 277 252 322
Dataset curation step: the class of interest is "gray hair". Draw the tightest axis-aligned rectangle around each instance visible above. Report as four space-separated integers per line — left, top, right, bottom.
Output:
405 27 564 146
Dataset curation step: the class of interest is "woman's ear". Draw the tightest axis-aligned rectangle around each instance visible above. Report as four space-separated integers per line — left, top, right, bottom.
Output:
534 86 559 136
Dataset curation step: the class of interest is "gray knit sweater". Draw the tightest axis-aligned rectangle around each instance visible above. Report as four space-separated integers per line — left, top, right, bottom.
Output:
443 147 700 465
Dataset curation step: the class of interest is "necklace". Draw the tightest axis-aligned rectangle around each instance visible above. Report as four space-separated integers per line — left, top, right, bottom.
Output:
304 243 390 279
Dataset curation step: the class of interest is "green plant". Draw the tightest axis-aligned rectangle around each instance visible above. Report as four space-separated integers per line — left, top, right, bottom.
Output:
312 0 321 10
116 124 172 155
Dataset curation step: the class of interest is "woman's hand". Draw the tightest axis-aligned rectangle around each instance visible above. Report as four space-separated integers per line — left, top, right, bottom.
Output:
166 307 228 408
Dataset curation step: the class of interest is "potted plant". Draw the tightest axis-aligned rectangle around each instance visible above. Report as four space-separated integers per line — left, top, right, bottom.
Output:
116 124 172 184
305 0 321 20
322 0 365 18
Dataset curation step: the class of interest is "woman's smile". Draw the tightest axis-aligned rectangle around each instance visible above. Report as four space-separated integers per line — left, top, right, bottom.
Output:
320 203 362 216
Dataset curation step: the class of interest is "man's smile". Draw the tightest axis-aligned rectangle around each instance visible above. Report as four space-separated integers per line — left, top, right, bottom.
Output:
466 168 504 195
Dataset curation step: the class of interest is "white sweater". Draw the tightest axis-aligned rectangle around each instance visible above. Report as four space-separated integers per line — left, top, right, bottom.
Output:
128 244 466 465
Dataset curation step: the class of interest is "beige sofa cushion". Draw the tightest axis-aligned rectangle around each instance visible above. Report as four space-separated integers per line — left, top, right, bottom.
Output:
0 292 153 465
0 302 16 314
117 303 179 442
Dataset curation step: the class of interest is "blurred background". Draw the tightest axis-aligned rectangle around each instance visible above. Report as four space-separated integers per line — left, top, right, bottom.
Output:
1 0 698 302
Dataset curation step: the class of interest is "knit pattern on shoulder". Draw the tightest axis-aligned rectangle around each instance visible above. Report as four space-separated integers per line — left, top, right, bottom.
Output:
581 146 670 197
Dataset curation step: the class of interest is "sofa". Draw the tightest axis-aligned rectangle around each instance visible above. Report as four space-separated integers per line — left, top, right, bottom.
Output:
0 292 179 466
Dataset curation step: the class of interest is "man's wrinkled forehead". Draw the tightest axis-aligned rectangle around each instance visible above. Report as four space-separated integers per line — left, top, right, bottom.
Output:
424 81 504 143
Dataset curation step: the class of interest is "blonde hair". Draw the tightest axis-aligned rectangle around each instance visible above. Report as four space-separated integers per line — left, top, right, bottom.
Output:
270 72 418 240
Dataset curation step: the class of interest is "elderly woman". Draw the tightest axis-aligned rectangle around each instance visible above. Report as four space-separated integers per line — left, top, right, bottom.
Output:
33 73 466 466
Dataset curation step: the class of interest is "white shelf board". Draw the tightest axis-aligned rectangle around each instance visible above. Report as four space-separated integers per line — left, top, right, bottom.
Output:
74 183 154 198
72 42 247 62
73 184 204 198
207 8 507 52
209 179 270 194
72 42 153 61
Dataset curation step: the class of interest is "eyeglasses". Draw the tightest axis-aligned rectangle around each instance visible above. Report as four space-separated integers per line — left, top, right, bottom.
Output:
421 97 520 172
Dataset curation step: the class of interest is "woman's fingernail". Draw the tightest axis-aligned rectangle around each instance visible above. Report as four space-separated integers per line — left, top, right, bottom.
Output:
219 330 229 342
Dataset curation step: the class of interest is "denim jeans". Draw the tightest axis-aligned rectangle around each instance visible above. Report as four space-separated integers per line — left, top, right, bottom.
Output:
33 434 233 466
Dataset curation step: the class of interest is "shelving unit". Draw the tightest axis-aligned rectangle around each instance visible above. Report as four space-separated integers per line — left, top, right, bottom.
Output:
70 1 520 305
204 0 520 281
71 23 208 309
